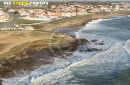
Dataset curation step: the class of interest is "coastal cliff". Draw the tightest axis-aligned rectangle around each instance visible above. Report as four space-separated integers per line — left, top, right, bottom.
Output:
0 35 88 84
34 11 130 31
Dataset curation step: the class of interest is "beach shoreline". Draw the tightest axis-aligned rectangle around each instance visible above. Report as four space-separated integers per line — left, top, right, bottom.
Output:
1 11 130 85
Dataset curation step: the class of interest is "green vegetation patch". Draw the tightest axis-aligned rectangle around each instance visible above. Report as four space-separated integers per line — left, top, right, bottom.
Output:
16 19 44 24
32 39 58 44
10 33 26 37
0 31 8 34
34 30 53 33
0 38 59 60
29 31 43 37
0 42 31 60
10 42 31 53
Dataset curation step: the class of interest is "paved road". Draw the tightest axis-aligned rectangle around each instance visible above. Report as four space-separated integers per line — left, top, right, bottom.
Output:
3 12 19 27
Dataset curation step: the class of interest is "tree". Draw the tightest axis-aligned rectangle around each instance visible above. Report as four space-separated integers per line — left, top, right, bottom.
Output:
6 7 10 10
75 6 78 16
14 11 19 14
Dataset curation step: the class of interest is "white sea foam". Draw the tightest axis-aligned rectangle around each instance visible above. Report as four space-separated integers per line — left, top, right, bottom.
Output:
29 42 130 85
111 16 125 19
2 50 93 85
127 15 130 17
75 18 108 40
76 17 127 43
7 42 129 85
124 39 130 54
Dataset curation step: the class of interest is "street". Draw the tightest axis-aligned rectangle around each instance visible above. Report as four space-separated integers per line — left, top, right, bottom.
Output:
2 12 19 27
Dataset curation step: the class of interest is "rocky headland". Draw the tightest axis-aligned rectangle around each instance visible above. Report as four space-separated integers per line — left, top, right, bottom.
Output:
0 35 89 85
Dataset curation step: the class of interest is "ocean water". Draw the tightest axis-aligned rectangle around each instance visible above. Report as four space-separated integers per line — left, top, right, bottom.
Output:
2 15 130 85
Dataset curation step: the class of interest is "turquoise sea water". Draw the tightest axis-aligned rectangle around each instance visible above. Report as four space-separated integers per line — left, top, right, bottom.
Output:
3 15 130 85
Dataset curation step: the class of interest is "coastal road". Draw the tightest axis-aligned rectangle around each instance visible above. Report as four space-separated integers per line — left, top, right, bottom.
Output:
2 12 19 27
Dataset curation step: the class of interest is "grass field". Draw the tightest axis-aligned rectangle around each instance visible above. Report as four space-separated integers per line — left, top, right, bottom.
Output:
10 32 26 37
0 30 51 54
16 18 44 24
0 30 66 60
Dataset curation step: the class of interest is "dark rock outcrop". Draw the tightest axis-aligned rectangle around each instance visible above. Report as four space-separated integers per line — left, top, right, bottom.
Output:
91 39 98 42
86 48 100 52
0 64 2 68
0 79 2 85
95 43 104 45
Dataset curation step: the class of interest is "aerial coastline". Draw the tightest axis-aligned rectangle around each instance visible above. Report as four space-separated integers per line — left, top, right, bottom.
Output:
0 11 130 85
1 1 130 85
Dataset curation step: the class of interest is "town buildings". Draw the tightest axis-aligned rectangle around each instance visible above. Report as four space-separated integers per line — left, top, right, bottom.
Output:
0 8 9 22
1 2 130 22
